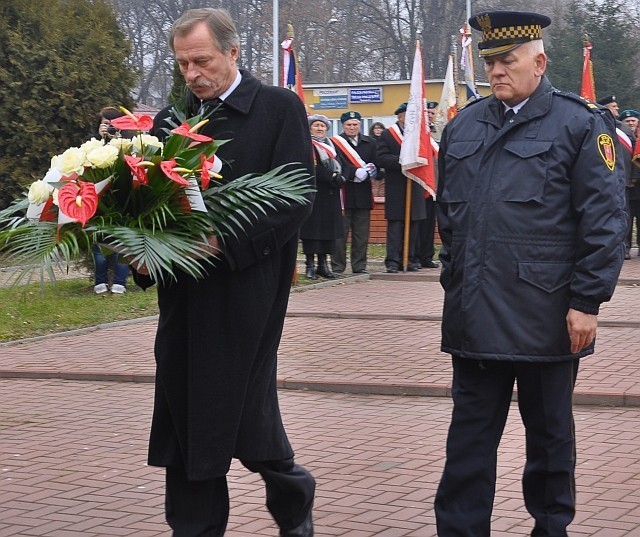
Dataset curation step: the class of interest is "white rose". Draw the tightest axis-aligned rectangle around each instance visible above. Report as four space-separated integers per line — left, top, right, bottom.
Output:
80 138 103 155
109 137 133 152
87 144 119 169
27 180 52 204
52 147 86 176
132 134 163 154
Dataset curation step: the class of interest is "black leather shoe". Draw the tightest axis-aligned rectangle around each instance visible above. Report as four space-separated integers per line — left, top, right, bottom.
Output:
353 269 368 274
421 260 439 268
407 263 421 271
386 265 399 273
279 511 313 536
305 267 318 280
316 264 336 278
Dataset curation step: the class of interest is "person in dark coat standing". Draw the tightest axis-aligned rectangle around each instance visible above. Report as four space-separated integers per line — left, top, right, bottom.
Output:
330 111 378 274
434 11 627 537
376 102 426 272
300 114 345 279
132 8 316 537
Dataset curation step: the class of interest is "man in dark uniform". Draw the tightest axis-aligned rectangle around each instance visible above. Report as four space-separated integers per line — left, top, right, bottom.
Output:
416 100 440 268
133 8 316 536
434 11 627 537
376 102 426 272
330 111 378 274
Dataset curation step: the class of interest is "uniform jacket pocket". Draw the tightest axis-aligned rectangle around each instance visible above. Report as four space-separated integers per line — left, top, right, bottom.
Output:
500 140 553 203
518 261 573 293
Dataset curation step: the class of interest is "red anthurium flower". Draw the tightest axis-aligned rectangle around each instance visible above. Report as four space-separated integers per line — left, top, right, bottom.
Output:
110 111 154 132
160 158 190 186
171 122 213 143
199 154 223 190
124 154 149 186
58 181 98 226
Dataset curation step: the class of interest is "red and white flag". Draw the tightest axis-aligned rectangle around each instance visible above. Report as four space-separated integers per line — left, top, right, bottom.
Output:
281 33 305 104
399 41 437 199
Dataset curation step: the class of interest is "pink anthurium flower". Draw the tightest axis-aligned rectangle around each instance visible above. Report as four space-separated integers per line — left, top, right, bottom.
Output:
199 153 223 190
110 107 154 132
160 158 190 186
57 181 98 226
124 154 150 186
171 121 213 143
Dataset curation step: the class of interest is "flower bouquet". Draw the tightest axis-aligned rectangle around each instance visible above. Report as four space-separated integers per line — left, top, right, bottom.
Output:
0 107 313 285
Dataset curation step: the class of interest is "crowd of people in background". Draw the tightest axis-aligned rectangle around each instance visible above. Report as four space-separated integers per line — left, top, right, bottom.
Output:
301 106 441 277
597 96 640 260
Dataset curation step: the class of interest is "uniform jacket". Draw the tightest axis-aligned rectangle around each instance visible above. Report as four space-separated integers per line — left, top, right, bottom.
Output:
437 76 626 362
376 125 427 221
143 70 314 480
299 142 344 241
333 133 376 210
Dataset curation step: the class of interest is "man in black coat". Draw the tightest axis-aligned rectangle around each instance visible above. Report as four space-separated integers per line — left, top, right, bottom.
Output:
434 11 627 536
133 8 316 537
330 111 378 274
376 102 426 272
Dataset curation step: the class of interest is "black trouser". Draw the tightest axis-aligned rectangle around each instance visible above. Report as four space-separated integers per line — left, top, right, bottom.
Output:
384 219 420 268
435 357 579 537
166 458 315 536
417 197 436 263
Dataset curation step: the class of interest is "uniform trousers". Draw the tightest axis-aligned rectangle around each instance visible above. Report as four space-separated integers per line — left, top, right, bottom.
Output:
416 197 436 264
384 219 421 269
331 208 370 273
627 198 640 251
165 457 315 536
435 357 579 537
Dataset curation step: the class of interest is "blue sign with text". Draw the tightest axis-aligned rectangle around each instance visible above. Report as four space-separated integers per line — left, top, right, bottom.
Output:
349 88 383 103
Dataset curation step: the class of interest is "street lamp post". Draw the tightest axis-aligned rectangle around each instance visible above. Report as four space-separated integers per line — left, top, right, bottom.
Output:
323 18 338 83
273 0 279 86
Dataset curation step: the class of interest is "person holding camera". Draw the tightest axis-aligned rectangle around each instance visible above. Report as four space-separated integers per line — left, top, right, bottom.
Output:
91 107 130 294
300 114 345 279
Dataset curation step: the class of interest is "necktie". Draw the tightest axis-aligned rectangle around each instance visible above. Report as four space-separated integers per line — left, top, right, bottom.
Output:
503 108 515 126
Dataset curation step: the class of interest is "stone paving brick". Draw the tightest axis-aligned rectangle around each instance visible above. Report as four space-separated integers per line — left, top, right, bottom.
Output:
1 257 640 535
2 380 640 536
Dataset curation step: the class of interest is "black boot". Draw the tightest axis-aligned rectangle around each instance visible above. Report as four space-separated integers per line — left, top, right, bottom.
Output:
315 255 336 278
305 255 317 280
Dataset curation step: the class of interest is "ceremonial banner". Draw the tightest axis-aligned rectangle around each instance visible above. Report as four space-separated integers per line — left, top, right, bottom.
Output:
460 24 480 102
281 33 305 104
399 41 437 199
581 40 596 102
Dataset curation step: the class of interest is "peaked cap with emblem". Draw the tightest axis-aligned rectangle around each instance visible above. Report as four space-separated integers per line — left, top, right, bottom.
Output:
469 10 551 57
340 111 362 123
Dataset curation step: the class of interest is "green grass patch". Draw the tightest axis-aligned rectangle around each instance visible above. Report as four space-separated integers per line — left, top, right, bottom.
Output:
0 279 158 342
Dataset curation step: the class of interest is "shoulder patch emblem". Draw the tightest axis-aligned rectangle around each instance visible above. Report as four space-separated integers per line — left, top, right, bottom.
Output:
597 133 616 171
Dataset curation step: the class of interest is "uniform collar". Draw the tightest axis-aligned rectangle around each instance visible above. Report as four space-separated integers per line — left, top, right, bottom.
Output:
484 76 553 126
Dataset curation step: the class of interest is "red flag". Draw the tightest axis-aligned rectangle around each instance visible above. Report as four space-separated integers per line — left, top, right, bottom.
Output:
581 40 596 102
399 41 437 198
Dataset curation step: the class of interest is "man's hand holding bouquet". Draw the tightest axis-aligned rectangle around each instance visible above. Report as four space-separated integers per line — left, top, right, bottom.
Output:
0 107 312 285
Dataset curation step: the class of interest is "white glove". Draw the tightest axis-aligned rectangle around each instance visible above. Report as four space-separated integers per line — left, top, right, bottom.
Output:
354 168 368 182
364 162 378 179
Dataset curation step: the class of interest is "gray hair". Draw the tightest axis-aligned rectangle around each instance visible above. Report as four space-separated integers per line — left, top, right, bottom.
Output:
169 8 239 53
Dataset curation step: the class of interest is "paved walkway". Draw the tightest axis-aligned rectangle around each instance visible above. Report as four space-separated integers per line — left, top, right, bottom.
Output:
2 255 640 535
